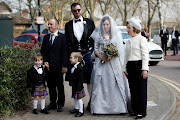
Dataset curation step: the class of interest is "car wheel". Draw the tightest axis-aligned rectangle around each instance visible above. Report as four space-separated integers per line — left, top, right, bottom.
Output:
149 61 159 66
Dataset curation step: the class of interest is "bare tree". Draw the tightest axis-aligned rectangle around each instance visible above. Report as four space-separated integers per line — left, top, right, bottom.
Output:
147 0 158 40
83 0 98 20
157 0 163 30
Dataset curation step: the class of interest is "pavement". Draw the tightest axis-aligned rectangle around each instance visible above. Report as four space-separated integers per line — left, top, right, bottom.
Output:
164 50 180 61
4 51 179 120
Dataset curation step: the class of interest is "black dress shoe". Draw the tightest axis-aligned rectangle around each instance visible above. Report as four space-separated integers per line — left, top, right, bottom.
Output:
129 113 137 116
41 109 50 114
75 112 83 117
57 106 64 112
46 103 57 110
135 115 145 119
33 109 38 114
69 109 79 114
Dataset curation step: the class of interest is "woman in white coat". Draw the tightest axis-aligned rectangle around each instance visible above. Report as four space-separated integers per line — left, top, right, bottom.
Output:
123 17 149 119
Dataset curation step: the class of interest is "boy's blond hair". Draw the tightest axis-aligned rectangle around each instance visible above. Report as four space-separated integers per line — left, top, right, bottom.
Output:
71 52 83 62
33 54 43 61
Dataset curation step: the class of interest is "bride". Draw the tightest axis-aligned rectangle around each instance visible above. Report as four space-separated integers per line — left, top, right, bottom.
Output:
90 15 131 114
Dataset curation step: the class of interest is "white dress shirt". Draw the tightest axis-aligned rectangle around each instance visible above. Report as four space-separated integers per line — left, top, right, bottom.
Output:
34 65 43 74
163 29 166 34
50 30 58 44
172 30 176 39
71 62 80 73
73 16 84 42
123 34 149 72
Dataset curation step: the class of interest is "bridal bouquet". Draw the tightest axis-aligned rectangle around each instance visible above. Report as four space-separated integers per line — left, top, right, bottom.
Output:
101 43 118 64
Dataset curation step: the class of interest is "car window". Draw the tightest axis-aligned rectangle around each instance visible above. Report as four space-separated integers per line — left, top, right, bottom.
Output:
34 35 44 42
26 35 36 43
121 33 131 40
14 36 26 42
14 35 36 43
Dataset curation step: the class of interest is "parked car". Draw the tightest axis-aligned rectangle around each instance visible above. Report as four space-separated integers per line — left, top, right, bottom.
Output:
117 26 164 65
22 28 49 34
13 33 46 48
22 28 65 34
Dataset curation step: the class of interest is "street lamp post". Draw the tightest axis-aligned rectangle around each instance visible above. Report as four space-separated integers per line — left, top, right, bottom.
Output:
38 0 41 45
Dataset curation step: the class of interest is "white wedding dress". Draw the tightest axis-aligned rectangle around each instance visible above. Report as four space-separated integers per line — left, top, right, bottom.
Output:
90 37 131 114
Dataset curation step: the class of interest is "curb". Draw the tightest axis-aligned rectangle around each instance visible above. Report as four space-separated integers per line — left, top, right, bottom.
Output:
144 76 176 120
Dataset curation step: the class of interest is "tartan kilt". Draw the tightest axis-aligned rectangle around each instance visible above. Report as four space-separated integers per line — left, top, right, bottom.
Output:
72 88 86 100
31 84 48 97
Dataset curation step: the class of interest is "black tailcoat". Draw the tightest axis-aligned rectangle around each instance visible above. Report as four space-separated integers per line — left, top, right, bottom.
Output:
71 64 84 93
27 65 46 93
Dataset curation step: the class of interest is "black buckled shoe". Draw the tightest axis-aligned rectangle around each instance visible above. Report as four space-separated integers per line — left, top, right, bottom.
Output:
57 106 64 112
69 109 79 114
41 109 50 114
46 103 57 110
75 112 84 117
135 115 145 119
33 109 38 114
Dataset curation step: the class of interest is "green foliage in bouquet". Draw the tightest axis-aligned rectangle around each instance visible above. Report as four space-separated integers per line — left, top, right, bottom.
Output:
0 45 40 116
101 43 118 64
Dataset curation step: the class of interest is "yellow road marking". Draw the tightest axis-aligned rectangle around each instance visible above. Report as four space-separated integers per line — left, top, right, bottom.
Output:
149 74 180 93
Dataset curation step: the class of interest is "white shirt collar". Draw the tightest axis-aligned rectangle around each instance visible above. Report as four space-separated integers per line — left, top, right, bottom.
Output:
73 16 83 22
51 30 58 36
33 65 43 74
34 65 41 69
74 62 80 68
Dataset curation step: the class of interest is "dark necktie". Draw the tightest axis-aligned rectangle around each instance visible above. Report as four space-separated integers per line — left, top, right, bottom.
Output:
49 34 54 45
75 19 81 23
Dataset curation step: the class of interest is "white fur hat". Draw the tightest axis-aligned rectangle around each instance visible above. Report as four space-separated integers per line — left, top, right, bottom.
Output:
127 17 141 30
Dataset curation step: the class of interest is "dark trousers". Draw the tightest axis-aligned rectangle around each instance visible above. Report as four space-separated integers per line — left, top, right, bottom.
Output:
161 41 167 55
47 70 65 107
127 61 147 116
172 39 179 55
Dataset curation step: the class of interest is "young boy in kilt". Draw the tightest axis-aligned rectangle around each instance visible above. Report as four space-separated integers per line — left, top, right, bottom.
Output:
69 52 85 117
27 54 49 114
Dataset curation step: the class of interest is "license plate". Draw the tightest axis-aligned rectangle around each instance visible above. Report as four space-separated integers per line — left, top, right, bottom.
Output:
151 55 161 58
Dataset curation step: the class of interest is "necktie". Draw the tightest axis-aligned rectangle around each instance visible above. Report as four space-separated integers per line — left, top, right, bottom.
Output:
49 34 54 45
75 19 81 23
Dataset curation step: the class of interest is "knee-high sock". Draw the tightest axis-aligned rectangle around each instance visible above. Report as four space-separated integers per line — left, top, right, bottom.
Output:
41 99 45 110
78 99 83 113
74 99 79 109
33 100 38 109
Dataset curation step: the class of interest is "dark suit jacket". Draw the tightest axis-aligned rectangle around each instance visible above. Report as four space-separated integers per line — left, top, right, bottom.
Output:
71 63 84 92
160 29 169 42
141 31 148 38
171 30 179 44
65 17 95 55
27 66 46 93
40 32 67 72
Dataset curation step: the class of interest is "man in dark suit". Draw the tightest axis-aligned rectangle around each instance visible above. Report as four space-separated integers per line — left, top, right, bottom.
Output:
160 25 169 56
141 27 149 39
65 2 95 110
171 25 179 56
41 19 67 112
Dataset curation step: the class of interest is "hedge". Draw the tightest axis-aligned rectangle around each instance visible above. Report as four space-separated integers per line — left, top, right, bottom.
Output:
0 45 40 116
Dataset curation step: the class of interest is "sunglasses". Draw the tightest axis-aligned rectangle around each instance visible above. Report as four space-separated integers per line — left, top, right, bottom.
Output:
72 9 81 13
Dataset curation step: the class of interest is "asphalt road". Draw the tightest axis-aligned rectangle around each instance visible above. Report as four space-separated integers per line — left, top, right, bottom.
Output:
149 60 180 120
